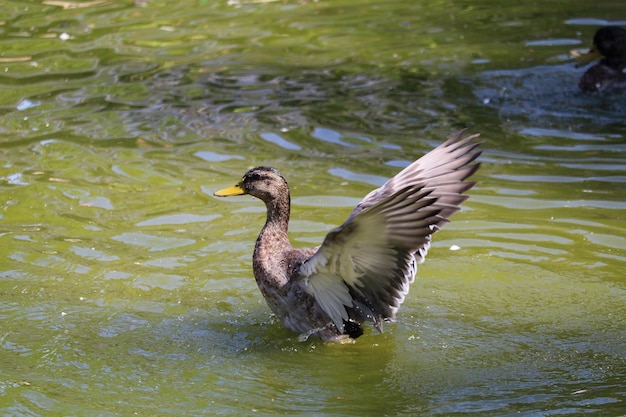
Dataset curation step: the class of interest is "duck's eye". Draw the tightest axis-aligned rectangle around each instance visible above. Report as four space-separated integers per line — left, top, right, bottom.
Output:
246 173 264 182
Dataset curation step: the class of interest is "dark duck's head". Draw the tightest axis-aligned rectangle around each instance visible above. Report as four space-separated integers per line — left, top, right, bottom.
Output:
576 26 626 92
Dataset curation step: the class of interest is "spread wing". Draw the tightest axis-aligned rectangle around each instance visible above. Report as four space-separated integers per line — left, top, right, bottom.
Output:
297 131 481 333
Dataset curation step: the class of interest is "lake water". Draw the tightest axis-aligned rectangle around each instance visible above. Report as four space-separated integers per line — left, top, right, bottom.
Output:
1 0 625 415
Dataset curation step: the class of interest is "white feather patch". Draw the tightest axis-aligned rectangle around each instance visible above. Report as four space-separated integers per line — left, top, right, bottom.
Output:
304 273 352 332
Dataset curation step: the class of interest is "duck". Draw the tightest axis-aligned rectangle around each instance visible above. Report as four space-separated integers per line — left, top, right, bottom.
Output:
214 130 481 342
576 25 626 92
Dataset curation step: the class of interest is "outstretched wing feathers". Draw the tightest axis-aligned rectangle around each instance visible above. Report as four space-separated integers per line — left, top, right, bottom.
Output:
304 272 352 328
347 137 480 223
298 131 481 334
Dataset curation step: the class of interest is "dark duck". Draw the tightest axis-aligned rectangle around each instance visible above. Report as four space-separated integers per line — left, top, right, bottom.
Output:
214 131 481 342
576 25 626 92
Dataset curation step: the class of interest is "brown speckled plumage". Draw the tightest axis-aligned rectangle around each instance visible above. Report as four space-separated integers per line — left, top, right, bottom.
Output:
215 131 481 342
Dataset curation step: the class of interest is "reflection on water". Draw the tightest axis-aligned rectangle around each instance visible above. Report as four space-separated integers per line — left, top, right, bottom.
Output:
1 0 625 416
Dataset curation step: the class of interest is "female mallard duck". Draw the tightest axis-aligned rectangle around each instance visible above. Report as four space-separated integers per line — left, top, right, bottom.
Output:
214 131 481 342
576 25 626 92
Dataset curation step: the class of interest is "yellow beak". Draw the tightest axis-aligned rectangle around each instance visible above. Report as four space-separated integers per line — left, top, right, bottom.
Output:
214 184 246 197
574 45 603 68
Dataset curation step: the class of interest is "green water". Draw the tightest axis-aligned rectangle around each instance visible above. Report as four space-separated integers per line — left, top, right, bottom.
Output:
1 0 625 415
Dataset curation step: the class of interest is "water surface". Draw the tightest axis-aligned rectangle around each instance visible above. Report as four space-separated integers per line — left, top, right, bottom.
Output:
1 0 625 416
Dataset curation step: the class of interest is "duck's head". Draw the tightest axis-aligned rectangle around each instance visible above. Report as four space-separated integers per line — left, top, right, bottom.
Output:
214 166 289 202
576 26 626 68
